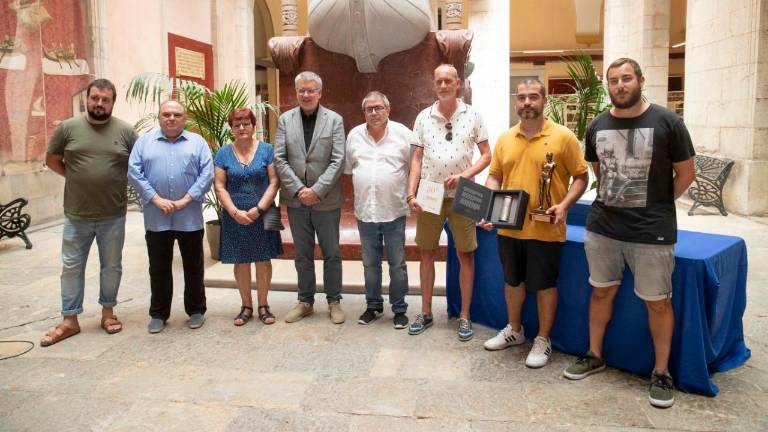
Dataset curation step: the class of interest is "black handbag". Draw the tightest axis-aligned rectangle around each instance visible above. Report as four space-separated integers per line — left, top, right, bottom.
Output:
262 205 284 231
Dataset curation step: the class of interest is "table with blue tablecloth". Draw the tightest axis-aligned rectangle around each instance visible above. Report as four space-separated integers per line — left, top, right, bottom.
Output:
445 209 751 396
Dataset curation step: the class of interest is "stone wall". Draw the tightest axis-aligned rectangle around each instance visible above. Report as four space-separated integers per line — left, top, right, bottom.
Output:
603 0 671 106
0 0 93 223
684 0 767 215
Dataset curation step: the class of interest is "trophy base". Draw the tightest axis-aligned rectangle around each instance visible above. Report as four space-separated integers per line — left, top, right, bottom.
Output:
529 210 555 224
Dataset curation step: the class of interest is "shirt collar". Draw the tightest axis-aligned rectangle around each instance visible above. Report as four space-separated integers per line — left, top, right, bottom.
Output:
513 118 553 139
155 129 190 142
301 106 319 119
365 121 389 143
429 99 467 120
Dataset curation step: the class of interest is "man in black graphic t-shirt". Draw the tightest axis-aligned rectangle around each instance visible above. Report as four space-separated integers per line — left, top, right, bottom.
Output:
562 58 695 409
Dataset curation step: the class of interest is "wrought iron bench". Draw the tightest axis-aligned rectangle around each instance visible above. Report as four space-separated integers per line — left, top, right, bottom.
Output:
0 198 32 249
127 183 143 211
688 154 735 216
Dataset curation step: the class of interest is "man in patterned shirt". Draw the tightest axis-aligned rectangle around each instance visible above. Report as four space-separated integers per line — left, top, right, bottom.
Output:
406 64 491 341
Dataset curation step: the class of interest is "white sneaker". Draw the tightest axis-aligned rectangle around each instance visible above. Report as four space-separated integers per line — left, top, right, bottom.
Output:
483 324 525 351
525 336 552 368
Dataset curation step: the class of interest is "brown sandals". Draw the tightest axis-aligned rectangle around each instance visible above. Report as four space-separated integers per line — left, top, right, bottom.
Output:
234 306 254 326
258 305 275 325
40 323 81 347
101 315 123 334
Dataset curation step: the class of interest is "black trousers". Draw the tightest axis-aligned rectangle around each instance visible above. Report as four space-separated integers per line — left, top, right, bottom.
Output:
145 229 206 320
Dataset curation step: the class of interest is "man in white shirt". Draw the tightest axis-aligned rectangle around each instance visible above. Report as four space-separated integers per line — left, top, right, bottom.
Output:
345 91 414 329
407 64 491 341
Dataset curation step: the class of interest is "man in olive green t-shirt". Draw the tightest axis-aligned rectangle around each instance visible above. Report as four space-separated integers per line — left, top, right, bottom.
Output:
40 78 138 347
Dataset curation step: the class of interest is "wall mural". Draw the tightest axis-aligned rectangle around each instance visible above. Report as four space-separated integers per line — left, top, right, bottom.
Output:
0 0 92 167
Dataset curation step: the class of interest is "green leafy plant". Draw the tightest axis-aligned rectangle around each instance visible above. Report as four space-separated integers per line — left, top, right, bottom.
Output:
544 50 611 142
126 73 277 220
544 51 611 190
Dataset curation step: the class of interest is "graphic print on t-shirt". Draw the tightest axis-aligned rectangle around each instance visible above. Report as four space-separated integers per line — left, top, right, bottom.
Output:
595 128 654 207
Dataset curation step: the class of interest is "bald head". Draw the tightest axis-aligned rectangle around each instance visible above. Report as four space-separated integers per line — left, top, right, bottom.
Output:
159 100 186 115
434 64 459 80
158 100 187 140
433 64 461 103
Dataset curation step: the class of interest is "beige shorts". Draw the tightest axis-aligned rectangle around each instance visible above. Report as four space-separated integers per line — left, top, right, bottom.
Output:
416 198 477 252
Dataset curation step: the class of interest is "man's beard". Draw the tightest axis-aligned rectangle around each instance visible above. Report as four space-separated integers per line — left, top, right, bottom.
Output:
610 86 642 109
517 106 541 120
88 108 112 121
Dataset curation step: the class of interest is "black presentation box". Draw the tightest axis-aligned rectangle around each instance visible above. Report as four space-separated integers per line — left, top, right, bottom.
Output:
451 177 529 230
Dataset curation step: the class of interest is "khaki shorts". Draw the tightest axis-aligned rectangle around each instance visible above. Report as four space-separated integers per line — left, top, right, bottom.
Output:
416 198 477 252
584 230 675 301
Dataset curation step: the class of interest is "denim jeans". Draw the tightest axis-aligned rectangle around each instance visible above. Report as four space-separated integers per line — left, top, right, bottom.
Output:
357 216 408 313
60 215 126 316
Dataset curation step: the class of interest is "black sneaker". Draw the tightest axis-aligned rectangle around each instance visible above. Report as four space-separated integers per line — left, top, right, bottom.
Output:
393 313 408 329
357 308 383 325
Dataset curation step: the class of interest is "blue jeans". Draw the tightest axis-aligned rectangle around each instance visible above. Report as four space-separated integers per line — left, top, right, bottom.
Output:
357 216 408 313
60 215 126 316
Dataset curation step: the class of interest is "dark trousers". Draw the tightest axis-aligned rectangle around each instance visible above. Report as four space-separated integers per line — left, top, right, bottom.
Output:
286 206 342 304
145 229 206 321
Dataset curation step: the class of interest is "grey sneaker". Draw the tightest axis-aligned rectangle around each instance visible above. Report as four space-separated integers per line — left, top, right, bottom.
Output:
393 313 408 329
329 301 345 324
147 318 165 334
649 371 675 408
285 302 313 323
408 313 433 335
188 313 205 329
457 318 473 341
563 351 606 380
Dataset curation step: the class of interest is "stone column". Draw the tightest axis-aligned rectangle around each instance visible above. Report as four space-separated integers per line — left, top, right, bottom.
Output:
443 1 463 30
281 0 299 36
467 0 509 157
603 0 671 105
213 0 256 102
684 0 768 215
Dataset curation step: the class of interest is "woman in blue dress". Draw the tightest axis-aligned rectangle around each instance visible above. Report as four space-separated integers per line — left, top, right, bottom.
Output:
214 108 283 326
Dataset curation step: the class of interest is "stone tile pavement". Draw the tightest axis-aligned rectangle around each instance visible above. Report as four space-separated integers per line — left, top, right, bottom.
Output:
0 204 766 431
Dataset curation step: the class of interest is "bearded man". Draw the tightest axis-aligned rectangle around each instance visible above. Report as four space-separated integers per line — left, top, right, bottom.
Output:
41 79 138 347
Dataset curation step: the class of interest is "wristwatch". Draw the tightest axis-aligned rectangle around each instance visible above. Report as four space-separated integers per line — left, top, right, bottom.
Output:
256 207 265 216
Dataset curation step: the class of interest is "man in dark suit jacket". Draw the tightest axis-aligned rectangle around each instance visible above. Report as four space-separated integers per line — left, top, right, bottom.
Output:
274 71 346 324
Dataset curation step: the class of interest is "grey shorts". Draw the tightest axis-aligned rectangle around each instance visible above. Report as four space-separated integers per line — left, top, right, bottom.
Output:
584 230 675 301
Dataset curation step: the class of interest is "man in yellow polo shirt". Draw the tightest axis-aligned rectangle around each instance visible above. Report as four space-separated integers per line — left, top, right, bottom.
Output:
481 78 588 368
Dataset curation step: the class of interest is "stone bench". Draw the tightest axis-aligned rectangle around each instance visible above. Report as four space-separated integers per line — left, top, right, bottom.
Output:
688 154 735 216
0 198 32 249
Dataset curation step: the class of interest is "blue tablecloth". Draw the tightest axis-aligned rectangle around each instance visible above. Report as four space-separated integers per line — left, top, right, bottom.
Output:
446 221 751 396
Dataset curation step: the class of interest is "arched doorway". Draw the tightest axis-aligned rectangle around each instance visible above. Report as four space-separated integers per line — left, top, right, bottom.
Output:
253 0 278 142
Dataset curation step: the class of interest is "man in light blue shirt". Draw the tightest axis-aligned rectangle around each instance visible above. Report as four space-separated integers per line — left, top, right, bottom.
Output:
128 100 213 333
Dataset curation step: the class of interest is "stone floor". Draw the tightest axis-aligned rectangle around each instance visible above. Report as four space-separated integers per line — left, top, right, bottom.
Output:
0 203 766 431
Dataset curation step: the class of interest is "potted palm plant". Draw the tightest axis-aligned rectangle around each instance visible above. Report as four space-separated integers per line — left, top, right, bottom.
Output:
544 51 611 189
125 73 276 259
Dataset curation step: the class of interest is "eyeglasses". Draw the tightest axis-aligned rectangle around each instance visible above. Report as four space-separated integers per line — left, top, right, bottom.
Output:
364 105 387 114
231 122 253 129
296 88 318 96
445 122 453 141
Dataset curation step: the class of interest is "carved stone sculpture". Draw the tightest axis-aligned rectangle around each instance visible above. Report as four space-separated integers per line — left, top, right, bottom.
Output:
268 36 305 74
436 29 473 70
307 0 431 73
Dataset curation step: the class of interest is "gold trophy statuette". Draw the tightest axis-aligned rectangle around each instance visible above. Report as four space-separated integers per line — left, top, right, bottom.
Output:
529 151 556 223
